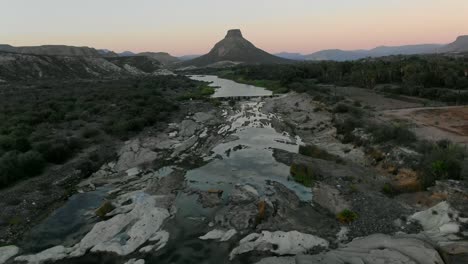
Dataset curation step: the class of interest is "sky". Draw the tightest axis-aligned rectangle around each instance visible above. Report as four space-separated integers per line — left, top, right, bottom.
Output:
1 0 468 56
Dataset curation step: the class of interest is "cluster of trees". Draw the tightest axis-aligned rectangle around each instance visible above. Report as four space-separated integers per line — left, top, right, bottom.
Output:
0 76 208 188
209 54 468 103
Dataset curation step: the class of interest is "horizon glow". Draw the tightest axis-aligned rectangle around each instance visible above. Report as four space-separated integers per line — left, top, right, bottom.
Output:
1 0 468 56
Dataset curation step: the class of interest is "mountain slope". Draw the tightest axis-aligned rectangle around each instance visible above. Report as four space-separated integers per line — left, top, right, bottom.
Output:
0 52 162 81
137 52 180 65
182 29 290 67
275 52 306 60
305 44 442 61
440 35 468 53
0 45 103 57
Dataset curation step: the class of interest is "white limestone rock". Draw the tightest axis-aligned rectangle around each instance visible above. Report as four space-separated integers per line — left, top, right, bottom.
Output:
71 192 170 257
254 256 295 264
15 246 71 264
229 231 329 260
115 139 158 171
124 259 145 264
193 112 214 123
179 120 199 138
295 234 444 264
410 201 460 234
199 229 237 242
0 245 19 264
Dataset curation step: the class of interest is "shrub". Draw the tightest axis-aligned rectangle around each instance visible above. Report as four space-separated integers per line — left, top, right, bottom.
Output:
95 201 115 218
0 150 45 187
337 209 358 224
366 122 416 146
381 183 398 197
34 139 76 164
81 127 100 138
290 163 315 187
419 141 466 188
299 144 343 163
18 151 45 177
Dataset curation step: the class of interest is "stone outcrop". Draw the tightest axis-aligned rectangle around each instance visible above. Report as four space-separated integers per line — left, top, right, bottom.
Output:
115 139 159 171
296 234 444 264
0 245 19 264
199 229 237 241
15 246 71 264
230 231 329 260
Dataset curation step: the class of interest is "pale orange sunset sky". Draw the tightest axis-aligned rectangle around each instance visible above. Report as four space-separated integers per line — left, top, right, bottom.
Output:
1 0 468 56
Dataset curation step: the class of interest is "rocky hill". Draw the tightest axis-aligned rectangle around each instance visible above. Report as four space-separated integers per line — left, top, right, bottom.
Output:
137 52 180 65
181 29 290 67
304 44 442 61
440 35 468 53
0 52 163 81
0 44 103 57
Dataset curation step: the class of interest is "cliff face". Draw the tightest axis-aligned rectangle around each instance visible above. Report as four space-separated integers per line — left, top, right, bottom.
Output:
182 29 290 67
0 45 103 57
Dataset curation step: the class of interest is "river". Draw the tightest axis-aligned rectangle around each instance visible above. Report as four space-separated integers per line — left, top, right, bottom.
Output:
14 76 320 264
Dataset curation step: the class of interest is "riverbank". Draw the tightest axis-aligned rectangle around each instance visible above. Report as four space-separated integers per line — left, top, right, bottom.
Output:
1 79 467 263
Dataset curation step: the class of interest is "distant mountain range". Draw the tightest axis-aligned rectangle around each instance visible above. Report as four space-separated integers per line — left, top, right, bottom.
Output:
179 29 291 67
1 34 467 74
275 35 468 61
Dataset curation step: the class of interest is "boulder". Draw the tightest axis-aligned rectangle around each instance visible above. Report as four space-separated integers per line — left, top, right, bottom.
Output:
313 182 350 215
124 259 145 264
0 245 19 264
199 229 237 242
115 139 158 171
229 231 329 260
193 112 214 123
254 257 295 264
71 192 170 256
410 201 461 234
15 246 71 264
179 120 199 138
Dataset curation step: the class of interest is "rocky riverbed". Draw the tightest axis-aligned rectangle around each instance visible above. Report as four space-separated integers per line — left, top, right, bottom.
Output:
1 86 467 263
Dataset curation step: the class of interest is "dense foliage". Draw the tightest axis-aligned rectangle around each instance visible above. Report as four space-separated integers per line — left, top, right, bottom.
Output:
0 76 210 188
195 54 468 103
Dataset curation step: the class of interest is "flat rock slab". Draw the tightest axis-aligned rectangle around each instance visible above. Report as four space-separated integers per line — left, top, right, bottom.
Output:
296 234 444 264
0 245 19 264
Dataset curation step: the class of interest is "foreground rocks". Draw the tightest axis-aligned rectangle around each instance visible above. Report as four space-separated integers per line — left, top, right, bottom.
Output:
0 246 19 264
230 231 329 260
296 234 444 264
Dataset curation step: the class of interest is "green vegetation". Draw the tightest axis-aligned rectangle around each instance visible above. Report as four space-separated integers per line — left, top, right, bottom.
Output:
290 163 315 187
381 183 399 197
177 84 215 100
189 54 468 103
299 144 343 163
0 76 209 188
95 201 115 218
418 140 466 188
337 209 358 224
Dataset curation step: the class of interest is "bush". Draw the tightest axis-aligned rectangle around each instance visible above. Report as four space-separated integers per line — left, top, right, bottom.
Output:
290 163 315 187
0 150 45 187
34 138 79 164
366 122 416 146
419 141 466 188
381 183 399 197
337 209 358 224
81 127 101 139
18 151 46 177
299 144 343 163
